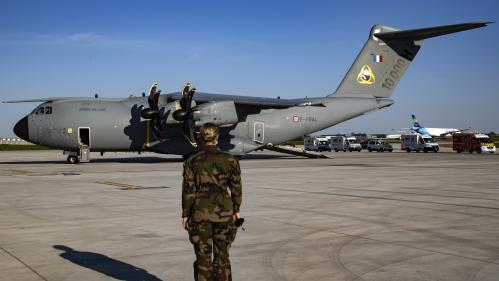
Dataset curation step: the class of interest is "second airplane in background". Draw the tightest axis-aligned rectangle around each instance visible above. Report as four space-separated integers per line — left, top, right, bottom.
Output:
411 114 459 137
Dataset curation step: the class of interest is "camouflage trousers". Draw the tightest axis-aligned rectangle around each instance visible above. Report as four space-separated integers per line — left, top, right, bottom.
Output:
188 221 238 281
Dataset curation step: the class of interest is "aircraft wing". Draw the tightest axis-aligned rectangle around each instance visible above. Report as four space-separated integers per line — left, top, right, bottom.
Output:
3 93 314 109
167 92 309 109
2 97 124 103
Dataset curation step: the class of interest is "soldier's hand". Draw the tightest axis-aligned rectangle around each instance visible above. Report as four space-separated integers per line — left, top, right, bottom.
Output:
182 217 189 231
234 212 241 221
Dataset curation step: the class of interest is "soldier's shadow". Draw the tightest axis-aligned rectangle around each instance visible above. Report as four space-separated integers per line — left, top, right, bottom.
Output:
53 245 163 281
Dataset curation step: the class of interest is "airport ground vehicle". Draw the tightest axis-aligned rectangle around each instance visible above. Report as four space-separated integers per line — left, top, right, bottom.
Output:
401 134 439 153
304 136 331 152
367 139 393 152
331 136 362 152
452 133 496 153
304 136 320 151
317 138 332 152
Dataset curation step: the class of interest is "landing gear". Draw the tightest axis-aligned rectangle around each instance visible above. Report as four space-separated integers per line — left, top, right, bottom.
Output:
67 155 79 164
64 146 89 164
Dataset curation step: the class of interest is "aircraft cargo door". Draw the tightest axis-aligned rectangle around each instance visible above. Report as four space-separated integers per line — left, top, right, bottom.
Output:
253 122 264 144
78 127 90 147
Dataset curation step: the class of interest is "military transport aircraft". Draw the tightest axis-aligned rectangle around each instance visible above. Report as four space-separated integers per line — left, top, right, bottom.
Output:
3 22 490 163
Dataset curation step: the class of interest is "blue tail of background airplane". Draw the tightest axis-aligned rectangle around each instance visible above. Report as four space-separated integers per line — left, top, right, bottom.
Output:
411 114 430 136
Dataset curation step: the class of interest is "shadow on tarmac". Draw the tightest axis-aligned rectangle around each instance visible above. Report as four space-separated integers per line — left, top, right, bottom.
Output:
53 245 163 281
0 157 184 165
0 154 300 165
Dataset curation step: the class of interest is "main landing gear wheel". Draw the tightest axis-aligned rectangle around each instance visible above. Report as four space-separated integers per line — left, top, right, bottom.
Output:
67 155 79 164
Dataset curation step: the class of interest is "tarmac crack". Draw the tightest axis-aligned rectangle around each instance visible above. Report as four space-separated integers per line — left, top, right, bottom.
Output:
0 245 48 281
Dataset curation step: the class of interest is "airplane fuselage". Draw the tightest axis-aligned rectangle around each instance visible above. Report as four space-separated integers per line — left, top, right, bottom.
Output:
14 94 392 156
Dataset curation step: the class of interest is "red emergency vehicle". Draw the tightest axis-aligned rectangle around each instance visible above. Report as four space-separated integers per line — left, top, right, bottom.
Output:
452 133 496 153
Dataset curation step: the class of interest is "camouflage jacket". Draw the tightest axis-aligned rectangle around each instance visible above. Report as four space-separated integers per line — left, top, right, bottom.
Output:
182 145 242 222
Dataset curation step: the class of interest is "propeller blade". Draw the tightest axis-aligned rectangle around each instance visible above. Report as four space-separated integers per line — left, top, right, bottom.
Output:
175 82 199 146
183 117 198 146
182 82 191 97
148 82 160 110
150 82 158 96
173 82 197 121
185 87 196 111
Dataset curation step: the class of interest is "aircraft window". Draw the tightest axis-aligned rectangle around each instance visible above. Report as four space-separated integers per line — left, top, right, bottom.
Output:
45 106 52 114
35 107 45 115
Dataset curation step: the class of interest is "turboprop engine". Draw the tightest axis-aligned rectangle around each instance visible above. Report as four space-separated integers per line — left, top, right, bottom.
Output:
193 101 238 127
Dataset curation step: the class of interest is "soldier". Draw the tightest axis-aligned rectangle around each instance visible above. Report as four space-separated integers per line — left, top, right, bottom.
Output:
182 123 242 281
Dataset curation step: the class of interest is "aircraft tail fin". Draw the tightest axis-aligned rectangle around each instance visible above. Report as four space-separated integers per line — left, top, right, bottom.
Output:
329 22 491 98
411 114 421 128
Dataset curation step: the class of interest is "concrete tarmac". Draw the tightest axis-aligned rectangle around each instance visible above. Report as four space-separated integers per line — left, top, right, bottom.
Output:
0 149 498 281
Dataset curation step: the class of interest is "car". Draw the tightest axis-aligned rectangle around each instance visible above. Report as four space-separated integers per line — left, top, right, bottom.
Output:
367 139 393 152
318 140 332 152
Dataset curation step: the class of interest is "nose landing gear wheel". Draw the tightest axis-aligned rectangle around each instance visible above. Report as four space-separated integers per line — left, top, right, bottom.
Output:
67 155 79 164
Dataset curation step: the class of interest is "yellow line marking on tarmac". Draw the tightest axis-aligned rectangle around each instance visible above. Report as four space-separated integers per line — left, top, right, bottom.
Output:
95 181 140 190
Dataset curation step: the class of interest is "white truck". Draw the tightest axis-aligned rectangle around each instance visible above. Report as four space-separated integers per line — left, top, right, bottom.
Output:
401 133 439 153
304 136 320 151
330 136 362 152
304 136 331 152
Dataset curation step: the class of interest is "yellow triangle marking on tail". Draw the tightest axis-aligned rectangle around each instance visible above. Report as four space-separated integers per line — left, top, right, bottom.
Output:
357 65 375 85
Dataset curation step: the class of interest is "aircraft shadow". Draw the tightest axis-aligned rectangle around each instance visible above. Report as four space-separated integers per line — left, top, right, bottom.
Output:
0 157 183 165
91 157 183 163
53 245 163 281
241 153 301 160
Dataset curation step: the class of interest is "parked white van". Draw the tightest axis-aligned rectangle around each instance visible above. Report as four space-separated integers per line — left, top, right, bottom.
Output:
331 136 362 152
401 133 439 153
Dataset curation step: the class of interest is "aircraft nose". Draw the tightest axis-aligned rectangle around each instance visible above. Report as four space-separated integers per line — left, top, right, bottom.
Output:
14 116 29 142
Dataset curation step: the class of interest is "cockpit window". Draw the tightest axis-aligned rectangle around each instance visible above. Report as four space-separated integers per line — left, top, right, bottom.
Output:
32 106 53 115
35 107 45 115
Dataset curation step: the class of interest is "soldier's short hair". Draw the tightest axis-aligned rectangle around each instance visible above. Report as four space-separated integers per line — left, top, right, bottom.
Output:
200 123 219 143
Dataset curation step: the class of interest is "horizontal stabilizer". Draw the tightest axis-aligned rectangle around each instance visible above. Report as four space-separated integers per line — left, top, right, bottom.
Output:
374 22 492 41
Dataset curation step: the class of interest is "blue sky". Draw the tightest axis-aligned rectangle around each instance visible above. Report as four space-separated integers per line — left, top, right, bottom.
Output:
1 0 498 136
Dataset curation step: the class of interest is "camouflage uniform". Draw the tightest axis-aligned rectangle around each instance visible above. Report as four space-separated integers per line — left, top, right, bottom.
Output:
182 145 242 281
